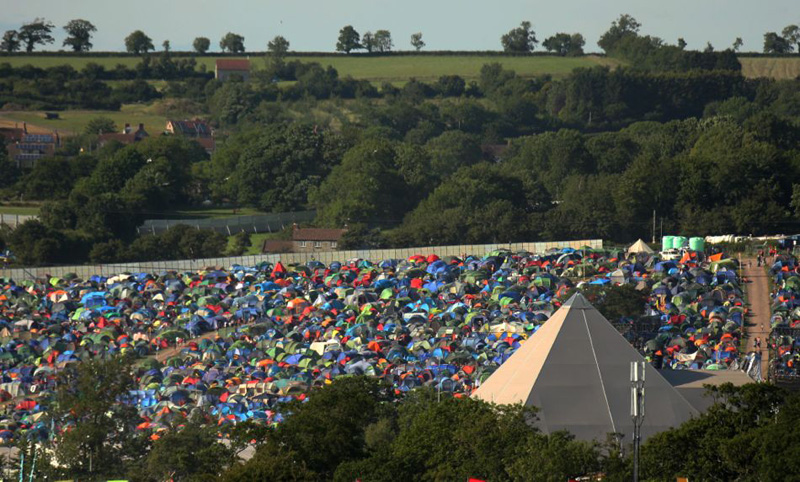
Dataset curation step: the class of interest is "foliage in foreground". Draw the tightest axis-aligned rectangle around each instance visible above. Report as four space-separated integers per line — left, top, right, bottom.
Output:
9 357 800 482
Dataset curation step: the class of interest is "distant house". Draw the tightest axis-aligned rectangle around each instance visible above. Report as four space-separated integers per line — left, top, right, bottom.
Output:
215 59 250 81
97 123 149 147
165 119 216 154
193 137 216 155
1 123 61 169
291 226 347 252
0 125 26 143
261 240 294 254
166 119 213 138
259 226 348 253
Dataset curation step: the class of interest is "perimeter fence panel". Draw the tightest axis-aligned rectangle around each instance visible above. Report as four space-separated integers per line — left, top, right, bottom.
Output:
138 211 317 236
1 239 602 280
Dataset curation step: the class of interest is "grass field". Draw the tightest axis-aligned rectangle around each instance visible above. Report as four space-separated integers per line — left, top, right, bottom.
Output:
170 207 263 219
0 205 40 216
739 57 800 80
2 54 622 81
105 79 170 90
0 104 173 135
225 231 288 256
6 54 799 80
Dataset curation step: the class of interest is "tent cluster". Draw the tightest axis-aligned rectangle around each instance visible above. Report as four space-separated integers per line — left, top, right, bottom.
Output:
641 251 744 370
0 244 741 442
768 253 800 377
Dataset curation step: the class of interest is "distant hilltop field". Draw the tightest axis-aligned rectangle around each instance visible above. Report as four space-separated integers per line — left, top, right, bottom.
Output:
0 53 797 80
0 53 622 82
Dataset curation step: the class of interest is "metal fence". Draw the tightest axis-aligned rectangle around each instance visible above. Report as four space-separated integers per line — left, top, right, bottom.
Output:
0 239 602 281
137 211 317 235
0 213 37 229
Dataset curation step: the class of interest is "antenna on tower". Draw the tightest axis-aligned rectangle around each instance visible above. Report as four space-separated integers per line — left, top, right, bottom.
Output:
631 361 645 482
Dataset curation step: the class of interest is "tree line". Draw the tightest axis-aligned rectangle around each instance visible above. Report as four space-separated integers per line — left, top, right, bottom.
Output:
1 18 95 53
7 14 799 55
3 66 800 265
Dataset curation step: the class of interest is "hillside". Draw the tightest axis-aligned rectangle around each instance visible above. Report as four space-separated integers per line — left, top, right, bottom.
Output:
739 57 800 80
1 54 621 81
4 54 800 80
0 103 171 136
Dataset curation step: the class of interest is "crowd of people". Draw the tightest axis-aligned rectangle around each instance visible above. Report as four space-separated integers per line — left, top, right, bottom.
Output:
0 244 743 442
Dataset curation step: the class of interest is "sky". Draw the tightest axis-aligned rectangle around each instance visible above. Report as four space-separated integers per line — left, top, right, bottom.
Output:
2 0 798 53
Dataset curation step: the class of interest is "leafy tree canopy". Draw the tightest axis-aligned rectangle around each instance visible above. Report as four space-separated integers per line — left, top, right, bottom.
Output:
62 19 96 52
220 32 245 53
19 18 54 52
336 25 361 53
125 30 154 55
501 21 537 53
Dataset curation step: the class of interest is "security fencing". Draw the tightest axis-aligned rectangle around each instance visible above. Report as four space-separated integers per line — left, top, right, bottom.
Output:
0 213 38 229
0 239 603 281
137 210 316 235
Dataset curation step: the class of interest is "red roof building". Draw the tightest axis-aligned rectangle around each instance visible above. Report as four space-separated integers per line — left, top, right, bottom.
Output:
215 59 250 81
1 123 61 169
97 123 149 148
166 119 212 138
166 119 215 154
261 240 294 254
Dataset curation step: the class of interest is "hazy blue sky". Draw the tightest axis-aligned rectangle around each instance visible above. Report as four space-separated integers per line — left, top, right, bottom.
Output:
2 0 798 53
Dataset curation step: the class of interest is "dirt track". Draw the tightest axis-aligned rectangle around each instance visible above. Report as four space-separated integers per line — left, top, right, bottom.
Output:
742 258 771 379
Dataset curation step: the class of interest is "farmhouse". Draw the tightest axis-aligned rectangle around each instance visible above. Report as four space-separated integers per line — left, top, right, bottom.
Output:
215 59 250 81
165 119 216 154
97 123 149 147
1 123 61 169
166 119 212 138
292 226 346 252
259 227 347 254
261 239 294 254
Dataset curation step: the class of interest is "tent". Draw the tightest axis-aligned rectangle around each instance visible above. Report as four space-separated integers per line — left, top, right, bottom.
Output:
627 239 654 256
472 293 698 442
608 269 626 285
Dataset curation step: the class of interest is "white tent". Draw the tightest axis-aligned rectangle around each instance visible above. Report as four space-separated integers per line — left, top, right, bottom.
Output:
627 239 654 256
473 293 697 442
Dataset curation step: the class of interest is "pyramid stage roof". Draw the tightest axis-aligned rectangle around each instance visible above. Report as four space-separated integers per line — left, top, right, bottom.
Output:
473 293 698 442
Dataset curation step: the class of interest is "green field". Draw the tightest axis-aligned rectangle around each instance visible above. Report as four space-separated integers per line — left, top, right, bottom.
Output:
2 54 622 81
0 104 173 135
105 79 169 90
4 54 799 83
0 205 40 216
171 207 263 219
225 231 289 256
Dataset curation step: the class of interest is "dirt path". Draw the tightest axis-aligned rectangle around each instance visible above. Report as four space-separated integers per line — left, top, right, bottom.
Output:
742 258 771 380
0 116 60 134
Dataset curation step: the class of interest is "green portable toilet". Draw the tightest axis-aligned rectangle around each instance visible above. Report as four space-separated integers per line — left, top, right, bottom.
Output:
672 236 687 249
689 237 705 252
662 236 674 252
